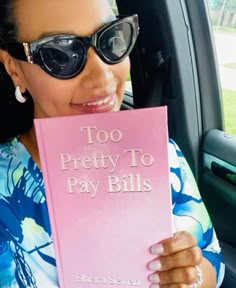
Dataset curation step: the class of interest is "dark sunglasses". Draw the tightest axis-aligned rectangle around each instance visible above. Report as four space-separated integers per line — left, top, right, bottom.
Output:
7 15 139 80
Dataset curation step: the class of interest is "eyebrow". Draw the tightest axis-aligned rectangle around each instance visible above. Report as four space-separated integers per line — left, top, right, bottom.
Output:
38 15 116 39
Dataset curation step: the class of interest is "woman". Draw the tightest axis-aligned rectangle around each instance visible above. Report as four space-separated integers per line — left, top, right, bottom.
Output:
0 0 224 287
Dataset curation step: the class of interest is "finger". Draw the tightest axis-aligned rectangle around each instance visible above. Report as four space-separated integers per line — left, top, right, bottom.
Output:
149 246 202 272
149 266 199 286
161 246 202 271
151 231 197 256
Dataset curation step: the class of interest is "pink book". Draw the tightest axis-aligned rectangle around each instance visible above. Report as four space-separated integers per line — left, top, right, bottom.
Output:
34 107 173 288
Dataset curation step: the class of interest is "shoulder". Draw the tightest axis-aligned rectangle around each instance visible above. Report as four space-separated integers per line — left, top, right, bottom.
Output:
0 138 18 162
168 138 184 162
168 138 200 203
168 139 184 200
168 138 185 186
0 137 29 197
168 138 193 182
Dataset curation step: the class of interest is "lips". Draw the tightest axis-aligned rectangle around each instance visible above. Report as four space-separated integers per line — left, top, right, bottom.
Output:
71 94 116 113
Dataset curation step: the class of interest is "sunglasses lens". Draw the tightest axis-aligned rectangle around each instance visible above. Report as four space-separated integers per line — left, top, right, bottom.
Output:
99 21 133 62
40 38 86 78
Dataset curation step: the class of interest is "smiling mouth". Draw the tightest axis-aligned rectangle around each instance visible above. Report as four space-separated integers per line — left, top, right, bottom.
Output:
71 94 116 113
82 95 114 107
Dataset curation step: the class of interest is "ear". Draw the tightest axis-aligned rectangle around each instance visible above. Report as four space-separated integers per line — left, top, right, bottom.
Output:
0 49 26 93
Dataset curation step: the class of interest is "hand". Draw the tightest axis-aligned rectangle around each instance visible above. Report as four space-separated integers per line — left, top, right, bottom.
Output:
148 231 202 287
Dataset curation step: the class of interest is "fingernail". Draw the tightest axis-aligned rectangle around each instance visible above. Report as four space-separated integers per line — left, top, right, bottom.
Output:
149 273 160 283
148 259 162 271
150 244 164 255
150 284 160 288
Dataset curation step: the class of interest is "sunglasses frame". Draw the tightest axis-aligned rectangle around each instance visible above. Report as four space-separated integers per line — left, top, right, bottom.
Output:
7 14 139 79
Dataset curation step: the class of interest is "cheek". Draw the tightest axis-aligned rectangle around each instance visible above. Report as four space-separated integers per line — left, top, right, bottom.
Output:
19 64 75 115
19 63 54 95
115 58 130 90
112 58 130 109
20 64 69 101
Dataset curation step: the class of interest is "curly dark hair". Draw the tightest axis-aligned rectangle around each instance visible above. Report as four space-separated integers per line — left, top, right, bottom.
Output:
0 1 34 143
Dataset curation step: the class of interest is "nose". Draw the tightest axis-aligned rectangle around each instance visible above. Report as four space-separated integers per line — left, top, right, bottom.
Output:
79 48 114 89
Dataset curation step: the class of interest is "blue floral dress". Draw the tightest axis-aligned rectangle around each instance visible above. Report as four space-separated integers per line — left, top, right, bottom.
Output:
0 137 225 287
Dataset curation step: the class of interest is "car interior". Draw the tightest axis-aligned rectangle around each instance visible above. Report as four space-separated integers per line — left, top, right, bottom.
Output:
115 0 236 287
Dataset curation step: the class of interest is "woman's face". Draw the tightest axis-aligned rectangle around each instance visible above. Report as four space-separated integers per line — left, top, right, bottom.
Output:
13 0 130 118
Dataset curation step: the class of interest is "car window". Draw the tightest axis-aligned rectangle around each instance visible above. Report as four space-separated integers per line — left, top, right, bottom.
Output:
207 0 236 135
109 0 118 13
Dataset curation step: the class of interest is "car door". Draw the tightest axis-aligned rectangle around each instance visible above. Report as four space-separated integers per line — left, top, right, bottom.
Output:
115 0 236 286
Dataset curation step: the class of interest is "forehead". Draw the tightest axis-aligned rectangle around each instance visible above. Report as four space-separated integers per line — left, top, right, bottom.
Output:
14 0 114 41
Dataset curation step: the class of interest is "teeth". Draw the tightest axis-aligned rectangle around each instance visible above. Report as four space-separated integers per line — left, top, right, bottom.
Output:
83 96 112 106
109 98 115 106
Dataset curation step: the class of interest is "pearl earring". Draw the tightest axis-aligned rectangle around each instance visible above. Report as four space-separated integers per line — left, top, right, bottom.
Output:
15 86 27 103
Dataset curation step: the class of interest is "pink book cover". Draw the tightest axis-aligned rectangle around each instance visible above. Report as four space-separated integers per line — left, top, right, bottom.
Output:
34 106 173 288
